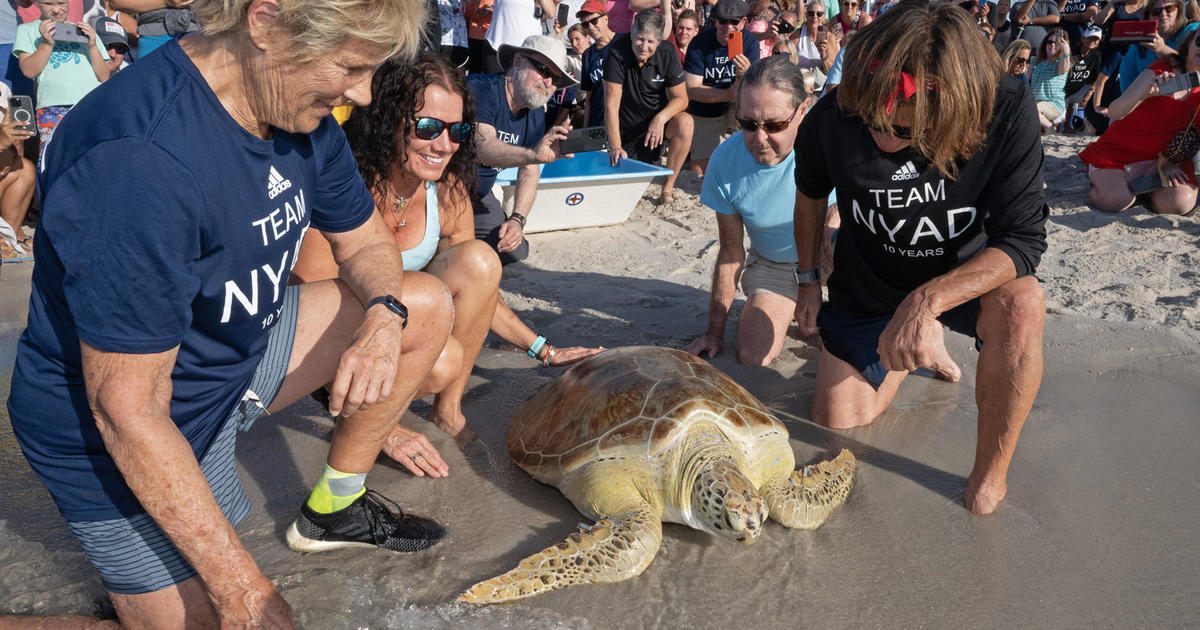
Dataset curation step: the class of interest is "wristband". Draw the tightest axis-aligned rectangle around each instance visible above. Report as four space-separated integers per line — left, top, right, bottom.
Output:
508 213 527 228
793 265 819 285
528 335 547 359
366 295 408 328
542 344 556 367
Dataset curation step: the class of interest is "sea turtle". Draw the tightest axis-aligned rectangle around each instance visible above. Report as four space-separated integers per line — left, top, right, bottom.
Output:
459 346 856 604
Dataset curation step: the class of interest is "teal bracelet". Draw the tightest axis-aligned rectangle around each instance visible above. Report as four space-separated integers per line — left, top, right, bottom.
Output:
528 335 547 359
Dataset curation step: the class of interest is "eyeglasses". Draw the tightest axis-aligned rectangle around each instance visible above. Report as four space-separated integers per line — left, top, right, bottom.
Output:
522 55 560 82
1148 4 1178 15
736 105 801 133
807 10 824 16
717 18 742 25
842 1 858 6
581 14 604 27
412 116 473 143
1014 56 1030 66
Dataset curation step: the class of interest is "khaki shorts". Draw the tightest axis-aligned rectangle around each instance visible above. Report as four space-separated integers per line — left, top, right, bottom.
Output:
740 249 799 298
1036 101 1062 121
691 110 736 160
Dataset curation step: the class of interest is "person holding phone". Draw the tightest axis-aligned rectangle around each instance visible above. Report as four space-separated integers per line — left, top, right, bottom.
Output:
1117 0 1198 90
0 95 36 259
682 0 760 175
1080 29 1200 213
794 0 836 90
13 0 109 162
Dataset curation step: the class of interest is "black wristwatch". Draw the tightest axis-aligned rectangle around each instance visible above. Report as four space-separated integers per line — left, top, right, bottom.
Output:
367 295 408 328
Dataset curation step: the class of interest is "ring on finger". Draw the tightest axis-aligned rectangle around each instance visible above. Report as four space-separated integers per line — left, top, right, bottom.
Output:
411 453 422 461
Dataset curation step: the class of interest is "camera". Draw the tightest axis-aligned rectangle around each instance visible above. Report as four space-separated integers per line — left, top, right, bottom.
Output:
673 0 686 8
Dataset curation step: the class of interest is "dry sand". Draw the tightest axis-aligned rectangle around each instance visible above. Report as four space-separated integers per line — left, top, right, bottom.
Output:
2 134 1199 628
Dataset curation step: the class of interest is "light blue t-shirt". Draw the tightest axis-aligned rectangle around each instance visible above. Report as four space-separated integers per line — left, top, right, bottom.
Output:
702 131 831 263
13 19 109 108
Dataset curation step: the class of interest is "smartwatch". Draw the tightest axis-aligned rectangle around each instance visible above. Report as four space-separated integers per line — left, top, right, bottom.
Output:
367 295 409 328
794 265 819 285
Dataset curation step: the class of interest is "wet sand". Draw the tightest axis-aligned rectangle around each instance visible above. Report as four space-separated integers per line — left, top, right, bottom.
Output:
2 135 1200 628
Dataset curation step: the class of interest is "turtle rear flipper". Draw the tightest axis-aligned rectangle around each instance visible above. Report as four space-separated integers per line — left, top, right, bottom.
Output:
763 449 856 530
458 507 663 604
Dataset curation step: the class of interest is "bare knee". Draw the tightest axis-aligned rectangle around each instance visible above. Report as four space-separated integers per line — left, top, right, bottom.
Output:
811 401 877 430
1088 186 1133 213
458 238 502 286
402 272 455 341
980 278 1045 345
736 344 778 367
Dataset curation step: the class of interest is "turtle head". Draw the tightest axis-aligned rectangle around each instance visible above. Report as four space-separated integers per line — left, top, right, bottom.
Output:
690 459 768 544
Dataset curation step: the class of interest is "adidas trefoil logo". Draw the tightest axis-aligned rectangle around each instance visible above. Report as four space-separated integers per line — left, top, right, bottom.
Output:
891 161 920 181
267 165 293 200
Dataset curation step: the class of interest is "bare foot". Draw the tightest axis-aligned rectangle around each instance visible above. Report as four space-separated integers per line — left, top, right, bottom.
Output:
381 425 449 478
428 409 478 444
964 474 1006 515
930 343 962 383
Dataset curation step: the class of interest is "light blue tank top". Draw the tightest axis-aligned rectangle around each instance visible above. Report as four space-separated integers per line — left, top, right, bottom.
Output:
401 180 440 271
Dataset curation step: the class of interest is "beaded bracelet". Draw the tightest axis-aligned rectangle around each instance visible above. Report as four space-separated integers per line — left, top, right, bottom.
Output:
507 213 527 228
541 344 556 367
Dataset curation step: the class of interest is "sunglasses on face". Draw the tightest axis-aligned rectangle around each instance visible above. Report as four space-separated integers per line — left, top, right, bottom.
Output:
581 14 603 26
1149 4 1178 15
736 105 800 133
1014 56 1030 66
413 116 473 143
871 123 912 139
842 1 858 6
522 55 560 82
717 18 742 25
807 10 824 16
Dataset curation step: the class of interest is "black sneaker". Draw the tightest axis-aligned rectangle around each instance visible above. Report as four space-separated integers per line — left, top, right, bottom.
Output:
285 489 444 553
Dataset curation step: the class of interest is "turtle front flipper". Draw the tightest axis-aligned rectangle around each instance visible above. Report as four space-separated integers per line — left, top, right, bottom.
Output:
458 507 663 604
762 449 857 530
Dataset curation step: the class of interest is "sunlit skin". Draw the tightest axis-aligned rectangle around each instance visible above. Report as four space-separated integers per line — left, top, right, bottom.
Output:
569 29 591 54
737 85 805 166
632 29 660 64
510 53 560 110
675 16 699 51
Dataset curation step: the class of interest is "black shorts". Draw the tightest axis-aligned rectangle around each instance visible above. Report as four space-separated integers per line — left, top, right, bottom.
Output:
817 299 983 390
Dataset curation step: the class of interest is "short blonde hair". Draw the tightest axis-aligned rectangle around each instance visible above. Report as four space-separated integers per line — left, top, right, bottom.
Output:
191 0 426 63
837 2 1003 178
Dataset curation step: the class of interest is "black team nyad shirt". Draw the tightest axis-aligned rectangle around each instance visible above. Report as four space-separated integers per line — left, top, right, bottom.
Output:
794 75 1049 316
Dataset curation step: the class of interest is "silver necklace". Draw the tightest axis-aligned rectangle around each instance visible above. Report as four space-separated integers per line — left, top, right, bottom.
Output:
386 179 413 229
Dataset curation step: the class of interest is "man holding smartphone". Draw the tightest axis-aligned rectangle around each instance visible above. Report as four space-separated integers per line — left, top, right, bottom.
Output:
682 0 759 175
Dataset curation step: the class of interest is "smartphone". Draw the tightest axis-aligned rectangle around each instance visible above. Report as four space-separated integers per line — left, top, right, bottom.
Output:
727 31 743 59
1159 70 1200 95
559 126 609 154
556 2 570 27
8 95 33 133
54 22 89 44
1128 172 1165 195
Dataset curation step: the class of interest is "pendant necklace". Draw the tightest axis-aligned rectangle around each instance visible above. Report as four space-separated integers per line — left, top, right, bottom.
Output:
386 179 412 230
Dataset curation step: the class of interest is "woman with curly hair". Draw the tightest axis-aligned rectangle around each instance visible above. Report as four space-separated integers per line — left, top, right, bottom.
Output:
1031 29 1072 131
293 53 600 454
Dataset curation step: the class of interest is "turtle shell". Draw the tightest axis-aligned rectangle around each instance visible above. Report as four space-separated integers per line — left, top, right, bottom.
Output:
507 346 785 483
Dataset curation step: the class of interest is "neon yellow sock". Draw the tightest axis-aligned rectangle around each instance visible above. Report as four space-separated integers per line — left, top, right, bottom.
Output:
305 465 367 514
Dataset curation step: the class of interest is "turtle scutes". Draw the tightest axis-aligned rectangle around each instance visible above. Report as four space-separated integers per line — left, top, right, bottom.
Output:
458 346 856 604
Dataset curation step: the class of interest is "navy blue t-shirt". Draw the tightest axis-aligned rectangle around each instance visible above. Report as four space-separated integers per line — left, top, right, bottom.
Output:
6 40 374 521
467 72 546 198
581 41 612 127
682 27 761 118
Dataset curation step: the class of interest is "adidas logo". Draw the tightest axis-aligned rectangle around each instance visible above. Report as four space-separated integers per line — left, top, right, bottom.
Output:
267 166 292 200
891 161 920 181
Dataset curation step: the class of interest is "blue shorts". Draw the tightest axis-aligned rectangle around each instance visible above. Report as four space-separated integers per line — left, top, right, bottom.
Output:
66 285 299 595
817 298 982 390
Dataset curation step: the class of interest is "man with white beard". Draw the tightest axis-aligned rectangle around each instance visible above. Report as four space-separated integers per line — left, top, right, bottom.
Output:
468 35 578 264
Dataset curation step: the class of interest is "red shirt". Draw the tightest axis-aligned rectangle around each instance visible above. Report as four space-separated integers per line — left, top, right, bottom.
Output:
1079 59 1200 180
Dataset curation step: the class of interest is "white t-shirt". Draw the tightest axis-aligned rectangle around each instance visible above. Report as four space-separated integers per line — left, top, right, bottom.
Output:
486 0 543 50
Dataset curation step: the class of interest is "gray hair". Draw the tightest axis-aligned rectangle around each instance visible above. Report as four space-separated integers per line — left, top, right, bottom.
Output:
191 0 425 63
632 9 665 39
736 55 812 109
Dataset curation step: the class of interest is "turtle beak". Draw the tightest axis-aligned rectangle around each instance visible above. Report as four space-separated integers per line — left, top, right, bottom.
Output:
725 492 768 544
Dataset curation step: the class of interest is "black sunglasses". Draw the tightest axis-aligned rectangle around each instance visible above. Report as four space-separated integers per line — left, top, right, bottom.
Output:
522 55 560 82
807 10 824 16
736 105 800 133
775 20 796 34
581 14 604 26
871 123 913 139
413 116 473 143
717 18 742 25
1148 4 1177 15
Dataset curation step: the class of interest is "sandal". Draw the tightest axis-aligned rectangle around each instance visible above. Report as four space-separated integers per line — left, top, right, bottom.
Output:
658 190 675 205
